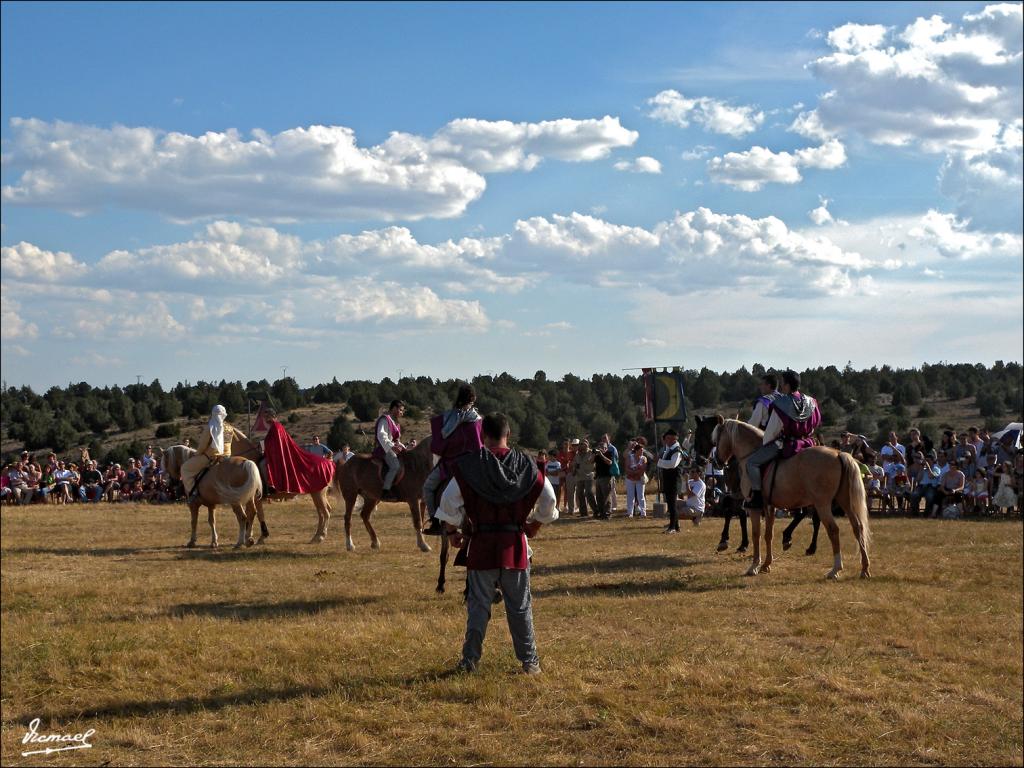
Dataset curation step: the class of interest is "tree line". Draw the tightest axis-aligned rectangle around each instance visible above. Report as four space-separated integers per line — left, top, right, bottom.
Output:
2 362 1021 464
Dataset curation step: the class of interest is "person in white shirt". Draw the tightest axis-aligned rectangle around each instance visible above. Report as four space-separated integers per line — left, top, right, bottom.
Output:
676 465 706 526
333 444 355 464
748 373 781 430
658 429 684 533
880 432 906 463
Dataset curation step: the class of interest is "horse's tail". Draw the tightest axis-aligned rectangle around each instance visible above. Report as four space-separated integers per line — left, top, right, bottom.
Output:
208 459 262 506
837 451 871 554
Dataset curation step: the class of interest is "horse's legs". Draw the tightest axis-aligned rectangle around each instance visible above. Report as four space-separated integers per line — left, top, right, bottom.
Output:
746 509 762 576
410 499 431 553
437 534 449 594
818 503 843 579
231 503 247 549
718 509 731 550
311 490 328 543
782 508 804 549
321 491 332 540
762 507 776 572
806 508 820 556
255 497 269 544
343 492 358 551
208 504 219 549
738 507 749 550
361 498 380 550
186 500 199 548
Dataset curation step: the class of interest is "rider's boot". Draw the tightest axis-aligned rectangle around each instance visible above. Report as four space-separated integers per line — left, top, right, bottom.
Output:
743 490 764 511
422 516 444 536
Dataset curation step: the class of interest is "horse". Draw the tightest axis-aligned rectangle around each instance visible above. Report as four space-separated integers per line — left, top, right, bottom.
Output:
230 432 335 544
711 417 871 579
693 414 749 552
161 445 265 549
335 439 434 553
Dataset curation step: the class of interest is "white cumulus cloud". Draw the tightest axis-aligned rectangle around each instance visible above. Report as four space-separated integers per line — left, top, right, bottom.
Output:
1 115 638 222
613 156 663 174
646 90 765 137
707 139 847 191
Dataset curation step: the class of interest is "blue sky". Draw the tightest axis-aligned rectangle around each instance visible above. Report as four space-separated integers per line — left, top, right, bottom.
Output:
1 1 1021 391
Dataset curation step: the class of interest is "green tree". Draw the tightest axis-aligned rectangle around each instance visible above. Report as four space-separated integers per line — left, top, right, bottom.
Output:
45 418 77 452
520 413 551 448
691 368 721 408
327 413 357 450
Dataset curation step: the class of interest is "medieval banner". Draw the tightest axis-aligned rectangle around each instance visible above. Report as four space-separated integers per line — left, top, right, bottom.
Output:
642 368 687 423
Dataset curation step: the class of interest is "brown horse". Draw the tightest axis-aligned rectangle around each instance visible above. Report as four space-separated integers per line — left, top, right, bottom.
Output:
162 445 264 549
711 417 871 580
335 440 434 553
231 432 335 543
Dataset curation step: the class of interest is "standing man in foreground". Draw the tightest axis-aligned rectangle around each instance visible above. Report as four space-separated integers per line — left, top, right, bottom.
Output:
437 413 559 675
658 429 685 533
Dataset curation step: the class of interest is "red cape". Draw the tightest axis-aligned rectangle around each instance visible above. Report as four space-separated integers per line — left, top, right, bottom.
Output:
264 421 335 494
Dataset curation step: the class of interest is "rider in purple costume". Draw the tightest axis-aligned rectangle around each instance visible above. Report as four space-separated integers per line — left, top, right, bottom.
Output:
422 383 484 536
744 369 821 511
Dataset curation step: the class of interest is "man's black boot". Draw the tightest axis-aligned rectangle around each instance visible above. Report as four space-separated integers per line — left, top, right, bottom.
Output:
422 517 444 536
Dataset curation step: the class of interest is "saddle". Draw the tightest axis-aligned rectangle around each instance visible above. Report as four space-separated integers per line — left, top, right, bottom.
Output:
371 456 406 488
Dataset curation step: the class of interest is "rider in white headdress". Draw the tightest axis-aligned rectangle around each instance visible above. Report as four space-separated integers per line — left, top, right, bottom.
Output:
180 404 247 500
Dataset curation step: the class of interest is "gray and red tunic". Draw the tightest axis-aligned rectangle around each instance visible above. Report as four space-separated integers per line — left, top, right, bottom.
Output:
768 392 821 458
453 447 545 571
372 414 401 460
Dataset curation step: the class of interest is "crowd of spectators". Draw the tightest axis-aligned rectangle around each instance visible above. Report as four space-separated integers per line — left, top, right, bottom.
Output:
1 445 184 506
535 423 1021 522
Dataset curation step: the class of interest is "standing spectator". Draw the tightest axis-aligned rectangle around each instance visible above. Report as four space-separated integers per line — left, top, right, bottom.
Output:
544 451 563 508
992 461 1017 514
906 428 932 458
601 434 620 513
536 450 548 474
880 431 906 463
956 431 978 480
570 440 597 518
658 429 684 534
559 439 577 514
140 445 158 471
592 437 613 520
624 440 649 518
681 428 695 454
310 435 333 459
334 444 355 464
676 465 706 526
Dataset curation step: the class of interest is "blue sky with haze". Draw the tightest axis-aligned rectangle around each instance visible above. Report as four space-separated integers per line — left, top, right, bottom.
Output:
2 1 1021 390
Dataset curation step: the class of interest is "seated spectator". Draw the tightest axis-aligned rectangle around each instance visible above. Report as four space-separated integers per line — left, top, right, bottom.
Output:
910 451 942 516
7 462 30 505
966 469 989 515
55 462 79 504
880 431 906 463
127 479 145 502
868 462 884 505
0 465 12 504
24 463 41 504
892 466 912 513
122 459 143 488
37 465 57 504
103 463 125 502
676 465 706 526
79 461 104 503
938 459 966 519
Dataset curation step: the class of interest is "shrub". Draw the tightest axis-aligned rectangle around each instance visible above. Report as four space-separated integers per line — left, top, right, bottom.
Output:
155 423 180 439
917 403 936 418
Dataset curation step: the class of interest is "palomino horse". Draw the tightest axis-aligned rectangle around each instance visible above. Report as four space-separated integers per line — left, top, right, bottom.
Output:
161 445 265 549
693 414 749 552
230 432 335 544
711 417 871 579
335 440 433 553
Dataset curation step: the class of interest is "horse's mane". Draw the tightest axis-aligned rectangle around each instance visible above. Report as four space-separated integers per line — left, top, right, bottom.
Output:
161 445 195 480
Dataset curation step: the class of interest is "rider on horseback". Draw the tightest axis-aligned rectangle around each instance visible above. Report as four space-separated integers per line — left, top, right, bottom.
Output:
748 372 781 430
374 399 407 501
421 383 483 536
744 370 821 511
181 404 248 501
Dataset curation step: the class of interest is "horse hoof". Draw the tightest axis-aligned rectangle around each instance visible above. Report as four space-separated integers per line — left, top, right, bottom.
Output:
418 541 432 553
825 570 841 580
211 543 219 550
185 541 196 549
436 586 445 594
346 541 355 552
246 537 255 547
761 564 771 573
782 539 792 551
371 541 381 551
310 535 325 544
745 566 760 577
805 548 816 556
860 571 871 579
256 536 267 545
233 543 242 550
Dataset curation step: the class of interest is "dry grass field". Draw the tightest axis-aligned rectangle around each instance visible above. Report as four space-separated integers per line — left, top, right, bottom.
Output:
1 498 1021 766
